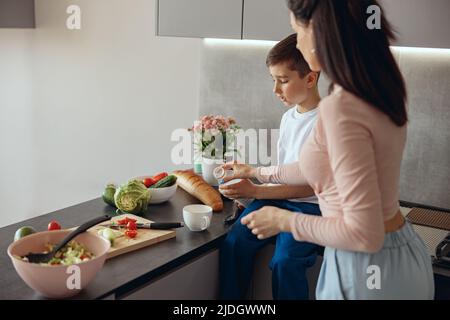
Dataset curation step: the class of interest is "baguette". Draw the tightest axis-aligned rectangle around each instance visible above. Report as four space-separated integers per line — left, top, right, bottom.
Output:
173 169 223 212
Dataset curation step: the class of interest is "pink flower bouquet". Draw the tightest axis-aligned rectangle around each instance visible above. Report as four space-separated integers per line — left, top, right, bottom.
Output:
189 115 240 162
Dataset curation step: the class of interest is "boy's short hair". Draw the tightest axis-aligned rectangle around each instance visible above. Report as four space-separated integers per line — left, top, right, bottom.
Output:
266 33 313 79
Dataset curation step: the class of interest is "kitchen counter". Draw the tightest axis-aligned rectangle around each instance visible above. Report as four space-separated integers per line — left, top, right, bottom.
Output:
0 188 235 299
1 189 449 299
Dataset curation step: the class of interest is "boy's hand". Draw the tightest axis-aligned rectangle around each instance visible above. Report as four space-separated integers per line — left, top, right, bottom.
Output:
220 162 256 182
219 179 258 199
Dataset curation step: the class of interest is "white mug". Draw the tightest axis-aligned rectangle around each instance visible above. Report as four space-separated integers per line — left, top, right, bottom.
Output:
183 204 212 232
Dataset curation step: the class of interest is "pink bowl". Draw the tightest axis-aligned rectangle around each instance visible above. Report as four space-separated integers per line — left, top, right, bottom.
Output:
7 230 110 299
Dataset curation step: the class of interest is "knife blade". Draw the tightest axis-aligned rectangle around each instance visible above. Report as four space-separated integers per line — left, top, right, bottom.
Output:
100 222 184 230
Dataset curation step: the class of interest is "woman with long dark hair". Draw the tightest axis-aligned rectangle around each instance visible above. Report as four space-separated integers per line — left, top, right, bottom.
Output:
222 0 434 299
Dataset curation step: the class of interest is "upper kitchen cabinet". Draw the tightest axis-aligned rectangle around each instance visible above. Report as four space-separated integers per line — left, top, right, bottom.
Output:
380 0 450 48
0 0 35 28
157 0 450 47
243 0 292 41
157 0 242 39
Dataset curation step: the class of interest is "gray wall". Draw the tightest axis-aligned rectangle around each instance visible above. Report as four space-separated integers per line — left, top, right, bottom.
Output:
0 0 202 227
199 39 330 166
200 39 330 132
394 48 450 208
199 41 450 209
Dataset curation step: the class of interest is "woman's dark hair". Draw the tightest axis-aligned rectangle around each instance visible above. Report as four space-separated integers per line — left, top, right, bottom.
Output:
266 33 313 78
287 0 407 126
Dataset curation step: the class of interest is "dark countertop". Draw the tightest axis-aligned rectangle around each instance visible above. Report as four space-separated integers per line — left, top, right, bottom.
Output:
2 190 448 300
0 188 235 300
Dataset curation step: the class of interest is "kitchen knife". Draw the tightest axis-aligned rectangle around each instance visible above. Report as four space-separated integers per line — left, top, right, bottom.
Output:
100 222 184 230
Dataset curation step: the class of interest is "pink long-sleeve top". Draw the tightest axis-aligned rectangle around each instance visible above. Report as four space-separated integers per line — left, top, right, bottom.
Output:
256 86 406 253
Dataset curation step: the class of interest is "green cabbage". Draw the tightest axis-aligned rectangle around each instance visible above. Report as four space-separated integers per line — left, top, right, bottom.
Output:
114 179 151 215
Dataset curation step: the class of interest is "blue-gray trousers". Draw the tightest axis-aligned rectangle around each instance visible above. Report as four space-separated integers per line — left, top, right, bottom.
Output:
316 221 434 300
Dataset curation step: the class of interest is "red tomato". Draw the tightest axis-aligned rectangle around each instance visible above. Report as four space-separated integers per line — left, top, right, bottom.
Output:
152 172 168 183
127 221 137 230
125 230 137 238
117 217 137 226
48 220 61 231
117 218 128 225
143 177 156 188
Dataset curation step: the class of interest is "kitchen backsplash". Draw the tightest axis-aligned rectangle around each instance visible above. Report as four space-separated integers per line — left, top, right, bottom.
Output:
199 39 450 209
198 39 331 166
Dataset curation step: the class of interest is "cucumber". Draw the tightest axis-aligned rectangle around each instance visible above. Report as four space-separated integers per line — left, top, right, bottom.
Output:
150 175 177 188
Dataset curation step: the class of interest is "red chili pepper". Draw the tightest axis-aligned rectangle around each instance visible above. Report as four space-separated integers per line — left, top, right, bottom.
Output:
125 230 137 238
152 172 168 183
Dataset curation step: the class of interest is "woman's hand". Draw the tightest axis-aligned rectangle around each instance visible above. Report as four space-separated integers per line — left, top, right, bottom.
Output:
241 206 294 239
220 162 256 182
219 179 259 199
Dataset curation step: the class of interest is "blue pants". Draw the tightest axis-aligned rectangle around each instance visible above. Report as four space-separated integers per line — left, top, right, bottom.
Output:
219 199 322 300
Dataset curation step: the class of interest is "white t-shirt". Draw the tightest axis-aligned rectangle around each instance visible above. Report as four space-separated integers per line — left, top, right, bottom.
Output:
277 106 318 204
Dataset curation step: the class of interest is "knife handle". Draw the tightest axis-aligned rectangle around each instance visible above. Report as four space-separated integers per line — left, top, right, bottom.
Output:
150 222 184 229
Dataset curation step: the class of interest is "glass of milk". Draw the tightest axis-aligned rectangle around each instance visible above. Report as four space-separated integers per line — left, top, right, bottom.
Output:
213 167 242 186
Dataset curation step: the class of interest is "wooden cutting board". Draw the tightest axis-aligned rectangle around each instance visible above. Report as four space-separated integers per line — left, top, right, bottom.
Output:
88 214 176 259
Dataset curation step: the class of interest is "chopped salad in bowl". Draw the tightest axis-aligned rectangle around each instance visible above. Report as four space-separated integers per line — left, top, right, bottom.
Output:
8 229 110 298
18 240 95 266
